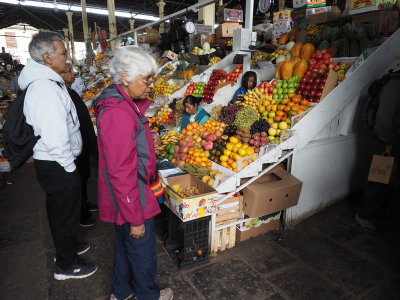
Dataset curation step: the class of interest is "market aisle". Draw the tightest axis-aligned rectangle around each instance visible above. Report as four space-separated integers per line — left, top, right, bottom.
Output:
1 163 399 300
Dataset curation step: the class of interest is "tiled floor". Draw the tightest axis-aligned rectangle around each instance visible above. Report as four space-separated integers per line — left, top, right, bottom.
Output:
1 163 399 300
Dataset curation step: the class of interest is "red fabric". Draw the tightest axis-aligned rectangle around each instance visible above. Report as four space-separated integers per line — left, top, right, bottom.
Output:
95 84 160 226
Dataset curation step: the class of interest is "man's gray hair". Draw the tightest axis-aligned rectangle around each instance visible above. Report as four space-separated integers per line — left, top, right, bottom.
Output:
29 31 65 64
109 46 159 84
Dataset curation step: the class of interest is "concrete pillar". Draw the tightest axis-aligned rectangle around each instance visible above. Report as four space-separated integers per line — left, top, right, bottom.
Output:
63 28 70 54
81 0 89 44
157 0 166 34
129 19 135 31
198 0 215 32
107 0 117 51
245 0 254 30
66 12 76 63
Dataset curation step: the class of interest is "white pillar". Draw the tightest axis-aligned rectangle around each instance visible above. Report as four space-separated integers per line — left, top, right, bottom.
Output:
107 0 117 51
66 12 76 63
63 28 70 54
81 0 89 44
157 0 166 34
198 0 215 32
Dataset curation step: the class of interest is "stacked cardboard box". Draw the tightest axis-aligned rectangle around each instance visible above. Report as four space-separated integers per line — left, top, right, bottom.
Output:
215 6 243 39
237 167 303 241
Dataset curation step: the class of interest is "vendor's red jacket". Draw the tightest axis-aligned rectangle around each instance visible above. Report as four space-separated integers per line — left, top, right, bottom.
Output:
93 84 160 226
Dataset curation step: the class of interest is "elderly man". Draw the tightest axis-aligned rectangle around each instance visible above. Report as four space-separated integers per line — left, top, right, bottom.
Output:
18 31 98 280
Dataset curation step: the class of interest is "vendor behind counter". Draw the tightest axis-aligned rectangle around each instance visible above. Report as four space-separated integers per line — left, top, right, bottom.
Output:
179 95 210 133
231 71 258 104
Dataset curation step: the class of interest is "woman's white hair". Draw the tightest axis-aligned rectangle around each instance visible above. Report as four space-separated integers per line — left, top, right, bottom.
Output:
29 31 65 64
109 46 159 84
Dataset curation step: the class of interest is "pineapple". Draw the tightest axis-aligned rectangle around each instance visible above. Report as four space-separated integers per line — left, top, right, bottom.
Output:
295 19 308 43
343 23 360 57
328 27 342 57
338 25 350 57
363 23 381 47
318 27 331 50
309 34 321 47
357 26 373 52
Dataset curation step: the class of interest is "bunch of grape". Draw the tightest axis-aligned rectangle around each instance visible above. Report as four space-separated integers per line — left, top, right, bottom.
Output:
220 104 243 125
250 119 270 135
209 105 222 121
233 107 258 130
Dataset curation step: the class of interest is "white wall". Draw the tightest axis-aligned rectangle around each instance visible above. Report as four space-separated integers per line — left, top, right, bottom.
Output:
285 133 370 227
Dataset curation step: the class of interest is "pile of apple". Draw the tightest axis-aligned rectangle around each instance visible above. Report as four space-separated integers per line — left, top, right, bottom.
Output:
257 82 274 97
202 69 227 104
249 132 269 153
225 65 243 83
296 49 339 103
184 81 206 98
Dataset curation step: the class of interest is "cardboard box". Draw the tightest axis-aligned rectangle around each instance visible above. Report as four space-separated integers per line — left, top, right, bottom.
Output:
352 10 400 34
350 0 398 14
164 174 219 221
292 6 340 24
236 219 280 241
273 10 293 24
216 196 243 224
215 23 243 39
306 0 326 8
241 167 302 218
320 69 339 101
217 7 244 23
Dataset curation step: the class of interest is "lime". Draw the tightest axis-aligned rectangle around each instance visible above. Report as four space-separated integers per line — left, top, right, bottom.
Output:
276 82 282 89
272 88 278 94
282 83 288 89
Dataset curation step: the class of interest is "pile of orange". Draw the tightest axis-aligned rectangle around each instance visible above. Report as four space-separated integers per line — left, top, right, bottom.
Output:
186 148 212 168
181 121 200 137
261 95 311 122
219 137 256 172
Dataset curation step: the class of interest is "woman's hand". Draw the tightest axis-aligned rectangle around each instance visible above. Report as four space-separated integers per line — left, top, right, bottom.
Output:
130 224 145 238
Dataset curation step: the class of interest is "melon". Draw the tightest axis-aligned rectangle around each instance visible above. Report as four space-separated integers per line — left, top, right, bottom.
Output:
198 49 204 55
276 55 286 64
210 48 216 53
285 41 295 51
202 42 211 51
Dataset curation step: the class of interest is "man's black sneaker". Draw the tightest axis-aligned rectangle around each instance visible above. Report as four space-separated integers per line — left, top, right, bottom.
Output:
88 203 99 212
54 258 98 280
76 242 90 255
54 242 91 262
80 216 96 227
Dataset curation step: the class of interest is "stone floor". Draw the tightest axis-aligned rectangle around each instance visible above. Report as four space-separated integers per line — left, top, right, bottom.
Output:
1 163 399 300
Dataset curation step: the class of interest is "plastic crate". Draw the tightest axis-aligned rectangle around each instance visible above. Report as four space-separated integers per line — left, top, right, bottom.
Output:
165 211 210 269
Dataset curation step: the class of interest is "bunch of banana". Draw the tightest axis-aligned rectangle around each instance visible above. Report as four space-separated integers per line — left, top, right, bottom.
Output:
307 24 324 35
156 130 179 155
161 130 179 145
267 48 290 62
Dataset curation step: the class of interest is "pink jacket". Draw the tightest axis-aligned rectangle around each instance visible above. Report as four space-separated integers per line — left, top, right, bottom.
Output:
93 84 160 226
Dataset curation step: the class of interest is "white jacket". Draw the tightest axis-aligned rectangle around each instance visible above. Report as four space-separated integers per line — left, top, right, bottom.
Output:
19 59 82 172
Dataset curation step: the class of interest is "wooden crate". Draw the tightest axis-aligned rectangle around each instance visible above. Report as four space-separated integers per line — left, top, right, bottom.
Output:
213 225 236 253
216 196 243 224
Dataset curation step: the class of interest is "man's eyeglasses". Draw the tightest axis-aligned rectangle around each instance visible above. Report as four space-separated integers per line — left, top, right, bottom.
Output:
53 50 68 57
137 76 154 85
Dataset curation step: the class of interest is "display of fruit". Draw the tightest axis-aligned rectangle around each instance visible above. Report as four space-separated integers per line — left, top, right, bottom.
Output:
184 81 197 97
223 125 238 137
250 119 270 135
192 82 206 98
155 130 180 156
220 104 243 125
209 105 222 121
147 117 166 133
155 104 175 124
209 57 222 65
233 107 258 130
267 48 291 63
336 61 354 82
249 132 269 153
227 39 233 47
201 69 227 104
225 65 243 83
219 136 257 172
296 49 339 103
172 184 200 198
235 127 252 144
82 77 112 99
153 79 181 96
159 63 175 76
271 76 300 100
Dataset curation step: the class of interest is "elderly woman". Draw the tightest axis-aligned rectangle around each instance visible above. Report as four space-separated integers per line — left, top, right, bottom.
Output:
93 47 173 300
